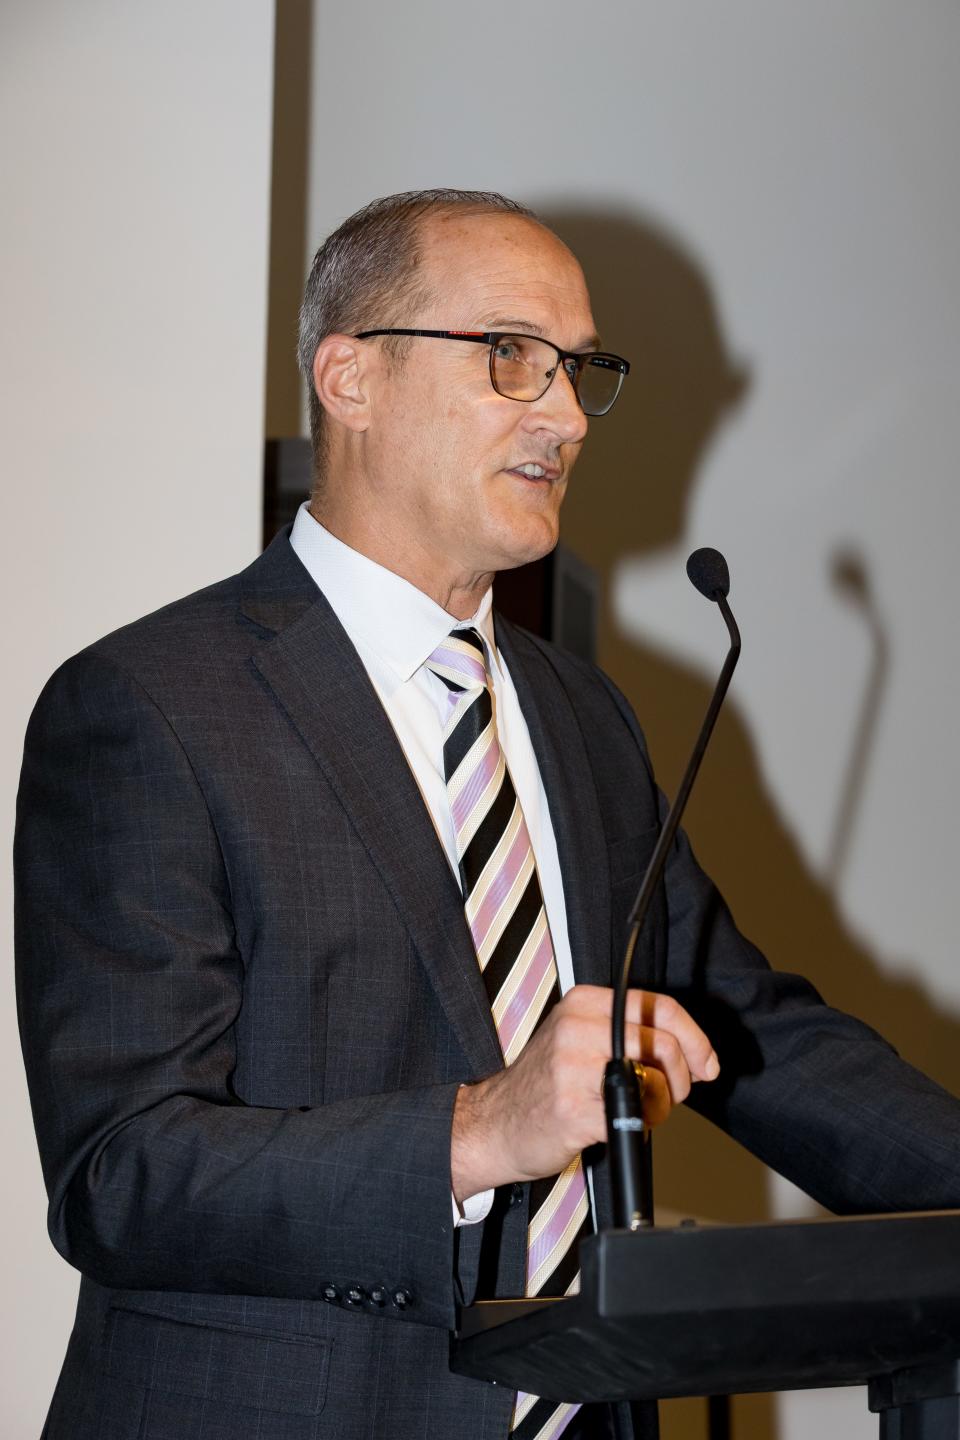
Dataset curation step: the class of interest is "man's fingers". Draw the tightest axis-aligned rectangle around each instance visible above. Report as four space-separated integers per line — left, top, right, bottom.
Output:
624 989 720 1082
562 984 620 1016
628 1023 692 1105
554 987 719 1116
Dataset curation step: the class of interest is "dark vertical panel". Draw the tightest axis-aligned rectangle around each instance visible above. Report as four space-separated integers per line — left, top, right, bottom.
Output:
264 0 313 440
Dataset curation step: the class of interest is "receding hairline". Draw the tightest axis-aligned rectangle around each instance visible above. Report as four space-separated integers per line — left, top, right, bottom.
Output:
415 203 574 257
411 205 588 293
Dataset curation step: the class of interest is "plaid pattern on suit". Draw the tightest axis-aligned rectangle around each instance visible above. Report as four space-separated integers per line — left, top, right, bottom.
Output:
15 529 960 1439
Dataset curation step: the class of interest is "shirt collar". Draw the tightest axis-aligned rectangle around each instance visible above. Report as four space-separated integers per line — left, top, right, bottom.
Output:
289 502 501 685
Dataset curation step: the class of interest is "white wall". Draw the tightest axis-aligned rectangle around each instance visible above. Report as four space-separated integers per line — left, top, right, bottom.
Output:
0 2 274 1433
304 4 960 1437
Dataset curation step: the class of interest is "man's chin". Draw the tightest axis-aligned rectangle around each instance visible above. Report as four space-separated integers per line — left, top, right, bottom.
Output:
488 521 561 575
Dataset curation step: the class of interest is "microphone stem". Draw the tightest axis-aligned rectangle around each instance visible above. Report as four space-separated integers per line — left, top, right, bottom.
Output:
606 587 741 1229
611 589 741 1062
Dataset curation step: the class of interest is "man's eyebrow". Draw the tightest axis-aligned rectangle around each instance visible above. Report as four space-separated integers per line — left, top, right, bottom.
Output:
485 317 603 351
485 316 547 336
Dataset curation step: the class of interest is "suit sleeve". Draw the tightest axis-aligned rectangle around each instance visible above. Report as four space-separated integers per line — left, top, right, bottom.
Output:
15 649 462 1326
597 669 960 1214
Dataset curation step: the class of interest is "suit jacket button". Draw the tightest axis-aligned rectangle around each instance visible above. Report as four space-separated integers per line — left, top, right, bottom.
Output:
370 1286 388 1307
509 1183 524 1207
392 1288 412 1310
321 1283 341 1305
345 1285 366 1307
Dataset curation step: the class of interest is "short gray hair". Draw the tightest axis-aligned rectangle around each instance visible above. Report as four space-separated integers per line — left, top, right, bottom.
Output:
297 188 537 487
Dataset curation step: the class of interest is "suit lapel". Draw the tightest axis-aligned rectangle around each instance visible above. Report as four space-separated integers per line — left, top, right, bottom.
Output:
242 535 502 1079
496 618 613 988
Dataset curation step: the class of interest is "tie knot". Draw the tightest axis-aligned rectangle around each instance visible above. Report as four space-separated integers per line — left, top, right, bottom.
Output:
427 627 489 693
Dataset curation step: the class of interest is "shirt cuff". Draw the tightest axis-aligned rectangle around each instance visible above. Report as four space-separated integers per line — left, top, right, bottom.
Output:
451 1188 495 1227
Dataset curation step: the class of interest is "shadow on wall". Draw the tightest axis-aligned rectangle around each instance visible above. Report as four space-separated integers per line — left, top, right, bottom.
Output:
541 204 960 1220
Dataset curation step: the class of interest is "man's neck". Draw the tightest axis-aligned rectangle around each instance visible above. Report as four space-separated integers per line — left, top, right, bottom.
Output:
308 501 493 620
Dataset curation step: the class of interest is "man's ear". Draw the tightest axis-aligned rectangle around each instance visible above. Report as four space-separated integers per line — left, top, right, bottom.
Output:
311 334 371 433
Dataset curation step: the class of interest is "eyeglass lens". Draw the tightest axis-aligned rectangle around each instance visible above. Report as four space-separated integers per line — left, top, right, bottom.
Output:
489 335 625 416
575 353 626 417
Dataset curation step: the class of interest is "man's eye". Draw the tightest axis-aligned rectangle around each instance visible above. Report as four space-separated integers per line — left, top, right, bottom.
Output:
493 341 521 362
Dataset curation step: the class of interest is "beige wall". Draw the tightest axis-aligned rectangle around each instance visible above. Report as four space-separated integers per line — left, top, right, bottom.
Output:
1 2 274 1433
299 3 960 1437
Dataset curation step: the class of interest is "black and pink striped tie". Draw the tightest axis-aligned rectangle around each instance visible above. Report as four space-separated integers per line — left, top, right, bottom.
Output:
428 627 590 1440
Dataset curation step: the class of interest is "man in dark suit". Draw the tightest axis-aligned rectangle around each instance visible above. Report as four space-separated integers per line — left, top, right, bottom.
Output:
16 189 960 1440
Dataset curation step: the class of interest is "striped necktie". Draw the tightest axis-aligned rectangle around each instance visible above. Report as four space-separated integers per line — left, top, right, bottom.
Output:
428 627 590 1440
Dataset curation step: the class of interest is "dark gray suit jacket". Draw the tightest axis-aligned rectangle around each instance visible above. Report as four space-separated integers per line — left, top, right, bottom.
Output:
15 530 960 1440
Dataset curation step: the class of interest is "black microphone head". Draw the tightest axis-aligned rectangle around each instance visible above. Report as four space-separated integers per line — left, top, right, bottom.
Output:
686 546 730 601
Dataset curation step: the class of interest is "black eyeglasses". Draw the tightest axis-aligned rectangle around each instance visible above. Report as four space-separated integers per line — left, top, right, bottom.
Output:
353 329 630 417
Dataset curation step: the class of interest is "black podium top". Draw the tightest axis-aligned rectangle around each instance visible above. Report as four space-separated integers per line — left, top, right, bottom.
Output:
452 1211 960 1405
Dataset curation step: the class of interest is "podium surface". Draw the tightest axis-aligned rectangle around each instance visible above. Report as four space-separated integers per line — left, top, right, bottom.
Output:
453 1211 960 1407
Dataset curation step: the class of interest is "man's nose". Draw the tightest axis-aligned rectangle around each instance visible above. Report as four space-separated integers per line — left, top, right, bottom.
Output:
526 365 588 444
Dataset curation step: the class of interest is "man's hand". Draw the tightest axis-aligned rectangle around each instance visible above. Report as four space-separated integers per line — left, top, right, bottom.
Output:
450 985 719 1204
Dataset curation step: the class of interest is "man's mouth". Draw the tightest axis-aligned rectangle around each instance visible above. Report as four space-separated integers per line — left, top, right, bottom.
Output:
507 462 561 482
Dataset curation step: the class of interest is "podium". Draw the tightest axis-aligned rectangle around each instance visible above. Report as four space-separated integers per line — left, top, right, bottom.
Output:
453 1210 960 1437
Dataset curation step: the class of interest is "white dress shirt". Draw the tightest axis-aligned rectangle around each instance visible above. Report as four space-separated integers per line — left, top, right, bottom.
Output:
289 502 579 1224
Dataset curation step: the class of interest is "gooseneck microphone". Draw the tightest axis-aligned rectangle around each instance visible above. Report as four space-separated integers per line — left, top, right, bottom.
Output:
686 545 731 601
603 547 742 1230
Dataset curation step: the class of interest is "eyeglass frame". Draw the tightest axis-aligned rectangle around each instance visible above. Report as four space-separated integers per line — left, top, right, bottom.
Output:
352 328 631 416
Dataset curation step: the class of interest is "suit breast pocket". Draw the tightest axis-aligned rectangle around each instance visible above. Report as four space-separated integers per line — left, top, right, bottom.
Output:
102 1307 330 1439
